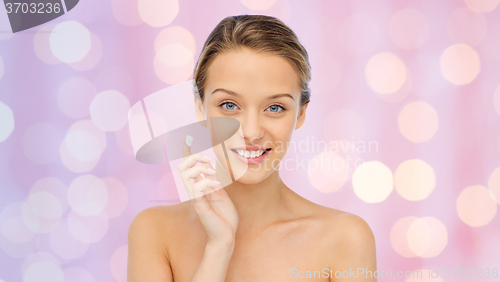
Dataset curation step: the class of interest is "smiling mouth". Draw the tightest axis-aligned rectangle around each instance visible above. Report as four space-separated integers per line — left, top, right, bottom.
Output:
230 148 271 158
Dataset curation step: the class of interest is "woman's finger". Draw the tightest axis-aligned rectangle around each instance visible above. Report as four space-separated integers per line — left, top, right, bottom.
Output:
182 135 193 160
183 177 195 199
178 152 211 172
179 135 211 171
181 164 216 180
198 160 221 191
192 178 220 199
191 179 218 212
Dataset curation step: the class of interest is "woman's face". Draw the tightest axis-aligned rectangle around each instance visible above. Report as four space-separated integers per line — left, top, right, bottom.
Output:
195 47 308 184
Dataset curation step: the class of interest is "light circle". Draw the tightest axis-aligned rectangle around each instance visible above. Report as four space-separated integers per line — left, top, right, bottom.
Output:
67 119 107 153
49 221 90 260
67 31 103 71
112 0 143 26
308 151 350 193
1 216 37 243
102 177 129 218
398 101 439 143
464 0 500 12
60 137 100 173
439 44 480 85
23 261 64 282
365 52 407 94
90 90 130 132
418 217 448 258
63 267 95 282
154 26 196 54
50 21 91 63
67 210 109 244
456 185 497 227
27 191 63 219
138 0 179 27
66 131 101 161
487 167 500 204
406 217 448 258
352 161 393 203
394 159 436 201
390 216 418 257
0 101 14 142
156 44 193 67
68 175 108 216
33 23 62 65
21 200 62 234
110 245 128 282
407 217 431 256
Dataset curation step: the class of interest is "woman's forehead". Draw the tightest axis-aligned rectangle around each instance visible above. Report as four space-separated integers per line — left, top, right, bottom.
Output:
206 48 301 97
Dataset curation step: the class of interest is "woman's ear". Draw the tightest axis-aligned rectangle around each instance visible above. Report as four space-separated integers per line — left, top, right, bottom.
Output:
295 103 308 130
194 96 207 127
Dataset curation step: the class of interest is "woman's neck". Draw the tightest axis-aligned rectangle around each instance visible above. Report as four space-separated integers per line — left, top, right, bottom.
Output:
215 160 294 232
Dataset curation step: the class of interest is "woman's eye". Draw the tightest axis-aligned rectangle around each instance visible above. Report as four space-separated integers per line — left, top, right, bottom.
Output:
221 102 239 111
266 105 285 113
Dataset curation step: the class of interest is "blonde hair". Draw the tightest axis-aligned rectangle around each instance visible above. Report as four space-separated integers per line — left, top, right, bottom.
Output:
193 14 311 107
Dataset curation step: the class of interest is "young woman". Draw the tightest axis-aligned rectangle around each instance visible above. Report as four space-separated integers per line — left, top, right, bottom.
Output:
128 15 377 282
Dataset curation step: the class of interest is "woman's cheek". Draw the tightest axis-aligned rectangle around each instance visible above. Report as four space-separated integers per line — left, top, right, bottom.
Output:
280 117 296 139
270 131 295 156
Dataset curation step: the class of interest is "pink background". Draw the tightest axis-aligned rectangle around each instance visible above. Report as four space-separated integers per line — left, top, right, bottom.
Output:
1 0 500 281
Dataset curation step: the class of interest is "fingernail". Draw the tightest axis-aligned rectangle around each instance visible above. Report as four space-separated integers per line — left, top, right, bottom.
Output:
207 168 216 174
202 155 211 161
185 135 193 147
213 180 221 184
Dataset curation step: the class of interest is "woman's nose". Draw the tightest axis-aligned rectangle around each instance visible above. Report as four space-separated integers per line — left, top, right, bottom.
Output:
237 112 264 142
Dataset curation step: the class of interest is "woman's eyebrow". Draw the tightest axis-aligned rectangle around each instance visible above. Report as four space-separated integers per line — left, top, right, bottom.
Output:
212 88 294 100
212 88 240 96
269 93 294 100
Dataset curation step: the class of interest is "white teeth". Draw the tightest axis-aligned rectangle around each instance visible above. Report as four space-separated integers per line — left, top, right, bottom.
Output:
235 149 266 158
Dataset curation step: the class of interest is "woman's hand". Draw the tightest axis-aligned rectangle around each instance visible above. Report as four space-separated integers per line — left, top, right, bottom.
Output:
178 135 239 247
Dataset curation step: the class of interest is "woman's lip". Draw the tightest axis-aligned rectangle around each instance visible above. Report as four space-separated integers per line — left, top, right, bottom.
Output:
230 149 270 165
232 146 270 150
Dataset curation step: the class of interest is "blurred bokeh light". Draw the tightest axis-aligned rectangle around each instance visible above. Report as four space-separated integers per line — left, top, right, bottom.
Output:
394 159 436 201
456 185 497 227
398 101 439 143
439 43 481 85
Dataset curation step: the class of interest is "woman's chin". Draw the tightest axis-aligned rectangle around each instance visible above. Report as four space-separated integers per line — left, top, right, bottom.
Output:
233 176 265 185
233 165 276 184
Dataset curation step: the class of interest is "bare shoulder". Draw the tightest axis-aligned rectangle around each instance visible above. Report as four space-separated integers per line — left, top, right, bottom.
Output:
127 202 195 282
310 205 377 273
128 201 199 253
295 196 373 236
129 201 194 222
310 204 375 245
128 201 195 238
326 208 373 240
294 196 376 263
